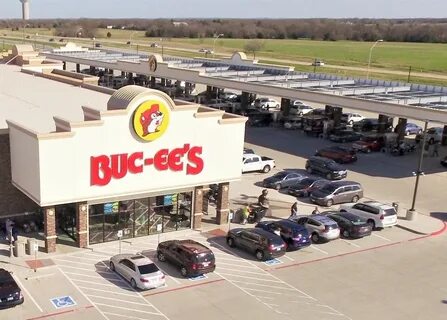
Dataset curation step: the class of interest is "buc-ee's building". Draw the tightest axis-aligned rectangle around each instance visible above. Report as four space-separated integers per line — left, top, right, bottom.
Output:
1 46 246 252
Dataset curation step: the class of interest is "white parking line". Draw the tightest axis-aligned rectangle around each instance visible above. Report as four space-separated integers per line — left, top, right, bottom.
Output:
341 239 361 248
77 286 138 298
217 273 284 283
72 279 129 289
216 267 267 276
58 265 114 274
372 233 391 242
13 275 43 313
59 268 110 320
283 255 295 261
217 261 259 269
231 280 297 291
102 311 151 320
63 271 127 283
53 258 98 266
86 294 153 307
239 287 288 295
310 245 329 255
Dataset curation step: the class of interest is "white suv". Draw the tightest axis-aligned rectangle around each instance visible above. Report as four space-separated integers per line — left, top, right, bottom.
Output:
339 201 398 229
290 104 313 116
254 98 280 110
342 113 364 125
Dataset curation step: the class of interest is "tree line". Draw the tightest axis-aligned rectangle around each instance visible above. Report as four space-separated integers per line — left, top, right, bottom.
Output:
1 18 447 43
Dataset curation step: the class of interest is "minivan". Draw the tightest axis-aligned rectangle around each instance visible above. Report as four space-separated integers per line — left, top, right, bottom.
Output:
310 181 363 207
255 220 311 250
305 156 348 180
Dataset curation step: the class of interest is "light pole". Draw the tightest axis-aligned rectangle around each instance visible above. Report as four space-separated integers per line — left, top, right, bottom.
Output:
160 38 164 58
92 37 95 48
366 39 383 80
129 31 136 49
213 33 224 58
409 121 429 213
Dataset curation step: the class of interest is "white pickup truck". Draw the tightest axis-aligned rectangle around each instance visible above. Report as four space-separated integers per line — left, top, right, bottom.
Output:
242 154 276 173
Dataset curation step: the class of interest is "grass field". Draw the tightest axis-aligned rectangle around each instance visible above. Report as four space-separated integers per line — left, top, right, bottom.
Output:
2 27 447 85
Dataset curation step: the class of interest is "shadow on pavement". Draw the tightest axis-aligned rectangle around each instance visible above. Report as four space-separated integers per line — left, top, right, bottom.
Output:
430 212 447 221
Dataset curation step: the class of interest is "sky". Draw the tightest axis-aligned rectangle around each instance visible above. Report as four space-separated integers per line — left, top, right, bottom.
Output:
1 0 446 19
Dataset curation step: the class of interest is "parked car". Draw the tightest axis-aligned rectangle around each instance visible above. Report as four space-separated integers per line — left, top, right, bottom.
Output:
255 220 311 251
199 48 213 54
0 268 24 309
415 127 443 144
289 215 340 243
150 42 160 48
242 154 275 173
341 113 364 125
315 146 357 164
352 135 385 153
289 104 313 116
339 201 398 229
305 156 348 180
288 177 330 197
219 91 238 102
283 118 302 130
246 112 273 127
243 147 255 155
226 228 286 260
441 156 447 167
329 130 363 143
322 211 372 238
254 98 280 110
403 123 423 136
157 240 215 277
312 60 325 66
109 254 165 290
310 180 363 207
263 171 307 190
94 43 102 48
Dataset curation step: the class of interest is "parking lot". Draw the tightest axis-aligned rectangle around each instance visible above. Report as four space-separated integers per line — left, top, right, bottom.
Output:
1 125 446 320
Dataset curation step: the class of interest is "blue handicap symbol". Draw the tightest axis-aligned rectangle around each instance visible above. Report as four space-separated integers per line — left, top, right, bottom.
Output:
50 296 76 309
188 274 208 281
264 258 283 266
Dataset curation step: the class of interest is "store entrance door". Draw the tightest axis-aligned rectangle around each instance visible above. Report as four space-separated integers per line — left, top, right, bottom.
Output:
55 204 77 243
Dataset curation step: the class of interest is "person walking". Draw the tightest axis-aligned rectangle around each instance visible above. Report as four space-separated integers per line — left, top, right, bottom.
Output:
241 204 251 225
311 206 320 215
290 202 299 218
433 142 440 157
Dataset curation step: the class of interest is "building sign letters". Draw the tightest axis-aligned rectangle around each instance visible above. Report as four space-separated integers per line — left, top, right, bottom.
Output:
90 144 204 186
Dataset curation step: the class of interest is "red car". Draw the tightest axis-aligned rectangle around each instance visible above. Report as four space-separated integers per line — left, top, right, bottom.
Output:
315 146 357 164
352 136 385 153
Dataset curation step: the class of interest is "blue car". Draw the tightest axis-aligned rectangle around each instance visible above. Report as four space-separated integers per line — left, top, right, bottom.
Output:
404 123 422 136
255 220 311 251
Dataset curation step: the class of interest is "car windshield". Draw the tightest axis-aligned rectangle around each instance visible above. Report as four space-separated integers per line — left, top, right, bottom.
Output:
273 172 288 179
194 252 215 263
342 213 367 225
297 178 314 187
319 184 338 194
138 263 160 275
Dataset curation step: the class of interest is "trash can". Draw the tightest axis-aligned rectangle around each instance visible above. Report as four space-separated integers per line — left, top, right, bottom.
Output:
14 240 26 257
392 202 399 214
27 239 38 255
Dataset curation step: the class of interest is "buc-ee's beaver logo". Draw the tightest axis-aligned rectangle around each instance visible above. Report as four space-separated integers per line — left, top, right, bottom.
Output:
132 100 170 141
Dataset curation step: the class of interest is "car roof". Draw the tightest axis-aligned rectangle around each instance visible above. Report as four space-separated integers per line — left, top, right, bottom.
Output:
251 228 283 240
363 201 394 210
0 268 14 281
115 254 156 266
326 180 360 187
310 214 338 225
309 156 335 163
177 240 211 254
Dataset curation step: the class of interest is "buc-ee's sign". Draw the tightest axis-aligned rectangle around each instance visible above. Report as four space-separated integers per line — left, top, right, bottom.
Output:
90 100 204 186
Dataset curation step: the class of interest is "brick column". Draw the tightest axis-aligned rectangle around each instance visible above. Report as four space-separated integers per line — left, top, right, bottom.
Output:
216 182 230 225
76 64 80 73
396 118 408 142
281 98 291 116
62 61 66 70
192 187 203 230
378 114 391 133
44 207 56 253
76 202 88 248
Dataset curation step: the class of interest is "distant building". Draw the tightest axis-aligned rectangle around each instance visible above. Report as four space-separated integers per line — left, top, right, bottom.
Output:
106 25 113 29
173 21 189 27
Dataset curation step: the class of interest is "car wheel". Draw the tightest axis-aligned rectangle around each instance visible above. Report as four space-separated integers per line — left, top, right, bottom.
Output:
157 252 166 262
276 104 280 109
352 195 359 203
262 165 271 173
326 173 332 180
109 261 115 271
306 167 313 174
325 199 333 207
180 266 188 277
367 219 375 230
418 129 422 134
227 237 235 248
349 120 354 125
311 233 320 243
275 184 282 190
405 131 410 136
342 230 350 238
255 250 265 261
366 148 371 153
130 278 137 289
299 112 303 116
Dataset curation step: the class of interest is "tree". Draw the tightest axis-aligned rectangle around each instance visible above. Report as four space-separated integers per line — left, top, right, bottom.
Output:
244 39 265 59
107 31 112 38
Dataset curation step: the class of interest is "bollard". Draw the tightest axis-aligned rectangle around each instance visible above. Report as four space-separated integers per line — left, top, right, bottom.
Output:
406 209 418 221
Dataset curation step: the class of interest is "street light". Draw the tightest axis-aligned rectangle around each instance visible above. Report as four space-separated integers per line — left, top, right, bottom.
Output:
92 37 95 48
366 39 383 80
213 33 224 58
129 31 137 48
160 37 164 58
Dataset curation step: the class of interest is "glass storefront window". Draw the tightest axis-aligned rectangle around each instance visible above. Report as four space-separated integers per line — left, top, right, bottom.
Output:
88 191 193 244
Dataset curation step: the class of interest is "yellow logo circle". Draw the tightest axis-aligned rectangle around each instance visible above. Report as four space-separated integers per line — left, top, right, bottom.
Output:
132 100 170 141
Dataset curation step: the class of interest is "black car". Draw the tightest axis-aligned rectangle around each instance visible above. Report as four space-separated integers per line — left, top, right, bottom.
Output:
441 156 447 168
305 156 348 180
226 228 286 260
157 240 215 277
263 171 307 190
243 147 255 155
329 130 363 143
323 211 372 238
288 177 329 197
315 146 358 164
0 269 24 309
255 220 311 250
246 112 273 127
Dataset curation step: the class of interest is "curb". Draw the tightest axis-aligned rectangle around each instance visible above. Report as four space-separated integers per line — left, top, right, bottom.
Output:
431 221 447 236
395 224 427 235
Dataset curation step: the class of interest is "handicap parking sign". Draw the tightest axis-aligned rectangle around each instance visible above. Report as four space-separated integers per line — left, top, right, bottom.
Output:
189 274 208 281
264 258 283 266
50 296 76 309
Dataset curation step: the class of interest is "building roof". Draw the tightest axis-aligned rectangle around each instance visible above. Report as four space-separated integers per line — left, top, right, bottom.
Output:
0 65 110 133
